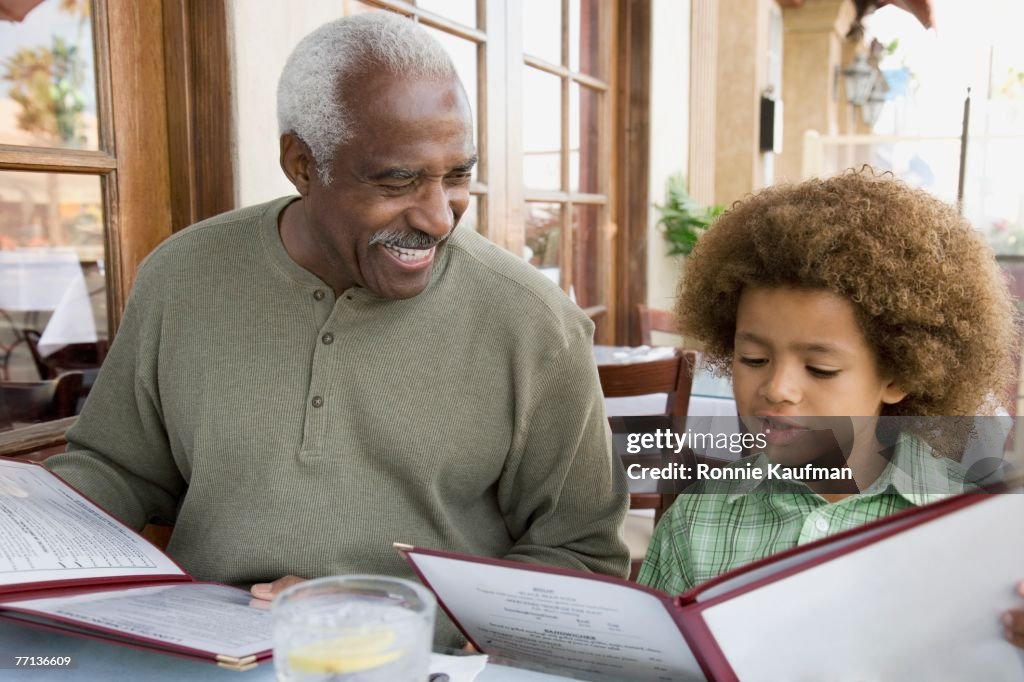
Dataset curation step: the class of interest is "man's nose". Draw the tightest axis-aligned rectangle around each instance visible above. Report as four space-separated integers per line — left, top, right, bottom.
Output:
408 180 455 239
758 364 801 405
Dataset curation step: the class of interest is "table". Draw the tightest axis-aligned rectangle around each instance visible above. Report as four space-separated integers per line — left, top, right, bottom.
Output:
0 620 574 681
0 249 98 357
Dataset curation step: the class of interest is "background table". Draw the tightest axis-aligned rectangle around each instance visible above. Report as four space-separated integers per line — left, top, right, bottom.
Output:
0 248 98 357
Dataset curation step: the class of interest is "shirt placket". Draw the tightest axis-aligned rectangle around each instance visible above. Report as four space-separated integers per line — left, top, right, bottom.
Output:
299 285 347 457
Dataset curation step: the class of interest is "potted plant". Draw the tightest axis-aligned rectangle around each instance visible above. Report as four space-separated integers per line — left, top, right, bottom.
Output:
655 174 724 256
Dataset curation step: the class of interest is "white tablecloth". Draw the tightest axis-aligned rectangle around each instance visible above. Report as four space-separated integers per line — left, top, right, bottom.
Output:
0 248 97 356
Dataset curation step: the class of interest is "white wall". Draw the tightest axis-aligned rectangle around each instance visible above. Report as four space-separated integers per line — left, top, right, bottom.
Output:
646 0 691 341
228 0 346 207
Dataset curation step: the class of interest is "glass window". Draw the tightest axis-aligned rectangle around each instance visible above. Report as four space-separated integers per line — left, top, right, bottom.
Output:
416 0 476 29
460 194 479 234
523 68 562 191
0 0 99 150
524 201 562 286
0 170 106 384
522 0 562 65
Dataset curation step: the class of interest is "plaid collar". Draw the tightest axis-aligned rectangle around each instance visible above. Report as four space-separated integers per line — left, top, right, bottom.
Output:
724 431 964 505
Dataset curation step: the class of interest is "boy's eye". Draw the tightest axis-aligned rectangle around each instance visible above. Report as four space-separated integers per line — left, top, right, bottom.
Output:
739 356 767 368
807 366 840 378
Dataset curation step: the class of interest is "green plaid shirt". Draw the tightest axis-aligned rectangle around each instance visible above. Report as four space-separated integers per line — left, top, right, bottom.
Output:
637 432 967 594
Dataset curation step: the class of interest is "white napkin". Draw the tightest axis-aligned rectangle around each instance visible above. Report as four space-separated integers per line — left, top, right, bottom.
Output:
428 652 488 681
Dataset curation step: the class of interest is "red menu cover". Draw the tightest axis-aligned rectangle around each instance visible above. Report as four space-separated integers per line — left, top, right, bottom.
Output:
400 487 1024 681
0 459 271 670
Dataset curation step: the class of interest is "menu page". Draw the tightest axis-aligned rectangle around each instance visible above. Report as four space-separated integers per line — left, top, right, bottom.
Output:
2 583 272 659
700 493 1024 680
410 552 707 682
0 460 184 587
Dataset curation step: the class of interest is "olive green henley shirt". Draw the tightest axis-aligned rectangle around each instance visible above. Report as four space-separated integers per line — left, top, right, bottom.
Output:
46 197 629 645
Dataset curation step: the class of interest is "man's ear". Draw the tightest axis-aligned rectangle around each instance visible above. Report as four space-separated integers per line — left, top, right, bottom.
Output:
881 379 907 406
280 133 314 196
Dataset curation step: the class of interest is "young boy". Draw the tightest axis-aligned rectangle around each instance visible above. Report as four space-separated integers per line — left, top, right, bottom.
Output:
637 169 1024 648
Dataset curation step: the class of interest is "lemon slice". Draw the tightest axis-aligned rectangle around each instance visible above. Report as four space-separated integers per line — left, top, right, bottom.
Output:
287 626 405 674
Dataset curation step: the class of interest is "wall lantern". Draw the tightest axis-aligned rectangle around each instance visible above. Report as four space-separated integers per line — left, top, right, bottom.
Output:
861 77 888 126
842 53 877 107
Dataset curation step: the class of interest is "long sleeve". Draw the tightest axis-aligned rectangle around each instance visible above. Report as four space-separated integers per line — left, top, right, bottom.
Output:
498 322 630 578
45 262 185 531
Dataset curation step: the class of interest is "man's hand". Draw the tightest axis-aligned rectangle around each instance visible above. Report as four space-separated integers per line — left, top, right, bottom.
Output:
1005 581 1024 649
250 575 307 605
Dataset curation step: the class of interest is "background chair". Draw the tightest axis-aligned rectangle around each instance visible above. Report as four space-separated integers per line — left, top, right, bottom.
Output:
598 349 697 418
599 350 700 579
634 303 676 346
0 372 84 432
23 329 106 408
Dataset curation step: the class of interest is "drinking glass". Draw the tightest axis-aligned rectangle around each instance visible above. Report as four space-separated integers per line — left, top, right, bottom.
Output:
272 575 435 682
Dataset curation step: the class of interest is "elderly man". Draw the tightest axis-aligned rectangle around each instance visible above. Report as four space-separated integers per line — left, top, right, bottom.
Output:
44 13 628 645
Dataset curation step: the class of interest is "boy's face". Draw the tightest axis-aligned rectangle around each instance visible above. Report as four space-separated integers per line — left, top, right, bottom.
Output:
732 286 906 461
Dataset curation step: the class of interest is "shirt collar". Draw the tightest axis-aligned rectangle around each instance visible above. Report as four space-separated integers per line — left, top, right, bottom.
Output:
865 431 966 505
724 431 965 505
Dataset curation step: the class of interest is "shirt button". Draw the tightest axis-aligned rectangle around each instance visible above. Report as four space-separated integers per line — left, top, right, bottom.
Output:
321 333 334 345
814 517 829 533
311 396 324 408
313 289 325 301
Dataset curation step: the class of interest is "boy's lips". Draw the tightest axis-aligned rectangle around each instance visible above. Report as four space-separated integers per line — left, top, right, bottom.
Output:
756 415 811 445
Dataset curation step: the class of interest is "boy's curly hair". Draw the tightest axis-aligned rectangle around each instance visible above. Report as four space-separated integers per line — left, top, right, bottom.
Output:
676 168 1019 417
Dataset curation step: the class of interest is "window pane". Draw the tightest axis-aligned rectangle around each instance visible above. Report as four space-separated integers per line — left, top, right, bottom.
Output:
572 204 602 307
416 0 476 28
570 83 601 193
0 171 107 390
522 0 561 65
523 67 562 191
569 0 603 76
524 202 562 287
459 194 480 234
341 0 380 15
0 0 99 150
422 27 479 180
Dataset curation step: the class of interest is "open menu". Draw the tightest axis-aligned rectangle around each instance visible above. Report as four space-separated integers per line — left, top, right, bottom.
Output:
400 487 1024 682
0 459 272 671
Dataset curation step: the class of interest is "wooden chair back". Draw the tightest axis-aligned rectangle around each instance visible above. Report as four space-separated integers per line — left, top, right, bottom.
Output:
599 350 700 578
598 349 698 417
635 304 676 346
0 372 84 431
24 329 108 377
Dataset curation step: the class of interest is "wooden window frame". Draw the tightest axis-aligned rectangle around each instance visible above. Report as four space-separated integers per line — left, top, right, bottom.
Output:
0 0 233 456
614 0 651 345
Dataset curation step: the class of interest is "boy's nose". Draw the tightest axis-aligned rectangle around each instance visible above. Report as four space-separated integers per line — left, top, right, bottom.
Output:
758 366 801 405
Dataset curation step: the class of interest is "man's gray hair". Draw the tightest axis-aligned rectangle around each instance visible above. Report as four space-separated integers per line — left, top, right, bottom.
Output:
277 12 455 184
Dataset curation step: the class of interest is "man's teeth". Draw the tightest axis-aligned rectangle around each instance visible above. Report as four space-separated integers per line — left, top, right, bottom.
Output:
384 244 433 262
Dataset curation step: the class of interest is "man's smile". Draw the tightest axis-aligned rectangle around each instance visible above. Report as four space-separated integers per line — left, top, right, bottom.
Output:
380 243 437 268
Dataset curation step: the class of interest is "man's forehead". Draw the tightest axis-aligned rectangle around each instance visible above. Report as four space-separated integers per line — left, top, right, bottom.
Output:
344 69 471 123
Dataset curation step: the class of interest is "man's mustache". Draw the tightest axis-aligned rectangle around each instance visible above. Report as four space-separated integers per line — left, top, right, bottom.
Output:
368 229 449 249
